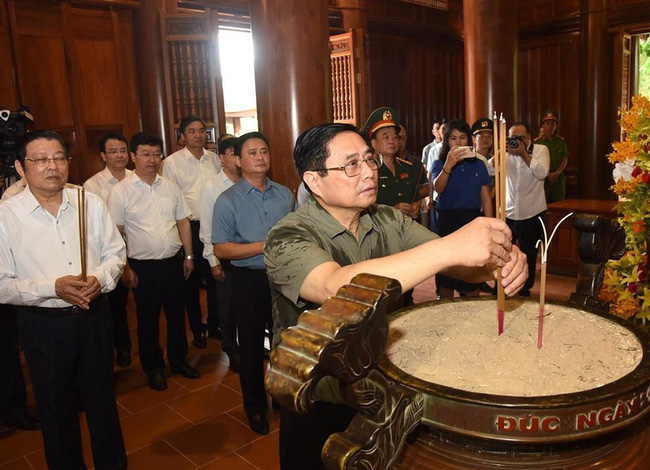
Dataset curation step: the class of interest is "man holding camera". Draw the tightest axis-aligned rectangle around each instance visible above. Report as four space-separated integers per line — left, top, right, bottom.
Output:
490 122 550 296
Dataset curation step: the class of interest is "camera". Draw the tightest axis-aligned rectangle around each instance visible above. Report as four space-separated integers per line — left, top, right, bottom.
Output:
0 106 34 177
506 136 523 149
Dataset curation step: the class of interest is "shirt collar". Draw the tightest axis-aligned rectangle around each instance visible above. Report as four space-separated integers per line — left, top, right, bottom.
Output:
101 166 130 183
306 197 376 240
182 146 208 161
131 171 162 187
21 184 75 216
237 176 274 194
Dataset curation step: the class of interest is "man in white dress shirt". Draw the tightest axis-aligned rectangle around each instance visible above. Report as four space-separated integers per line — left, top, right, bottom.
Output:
0 130 127 469
489 122 550 297
199 136 241 371
163 115 222 349
108 131 200 391
84 132 133 367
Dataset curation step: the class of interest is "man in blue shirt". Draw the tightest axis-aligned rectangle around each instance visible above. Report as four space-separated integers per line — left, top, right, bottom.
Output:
213 132 294 435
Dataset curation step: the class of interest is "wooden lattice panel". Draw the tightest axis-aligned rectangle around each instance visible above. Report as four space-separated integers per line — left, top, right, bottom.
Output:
330 32 357 125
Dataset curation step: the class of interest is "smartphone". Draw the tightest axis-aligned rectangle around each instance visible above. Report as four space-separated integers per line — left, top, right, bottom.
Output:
457 146 476 159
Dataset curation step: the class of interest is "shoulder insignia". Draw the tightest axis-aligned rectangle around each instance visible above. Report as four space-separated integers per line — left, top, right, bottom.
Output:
534 136 543 142
396 157 413 166
556 135 565 140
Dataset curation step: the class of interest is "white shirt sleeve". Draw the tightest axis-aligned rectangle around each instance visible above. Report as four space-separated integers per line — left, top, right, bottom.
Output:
199 183 220 267
529 144 550 181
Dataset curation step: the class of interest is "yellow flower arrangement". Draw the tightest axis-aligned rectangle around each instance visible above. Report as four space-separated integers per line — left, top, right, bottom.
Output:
599 95 650 323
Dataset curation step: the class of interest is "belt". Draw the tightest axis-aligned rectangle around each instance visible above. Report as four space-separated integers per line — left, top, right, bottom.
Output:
130 251 182 264
23 294 107 318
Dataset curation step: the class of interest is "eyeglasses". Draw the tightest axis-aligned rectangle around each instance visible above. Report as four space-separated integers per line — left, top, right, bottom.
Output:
314 155 383 177
25 155 70 166
136 152 163 160
105 149 128 155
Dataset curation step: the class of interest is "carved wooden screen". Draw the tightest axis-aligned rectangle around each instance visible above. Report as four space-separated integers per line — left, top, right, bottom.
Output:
330 31 358 125
160 12 221 143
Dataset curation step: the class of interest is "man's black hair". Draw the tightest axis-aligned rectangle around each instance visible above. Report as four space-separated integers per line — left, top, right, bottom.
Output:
179 115 206 134
218 137 237 155
130 132 163 154
99 132 128 153
293 123 363 180
234 132 270 157
19 130 70 164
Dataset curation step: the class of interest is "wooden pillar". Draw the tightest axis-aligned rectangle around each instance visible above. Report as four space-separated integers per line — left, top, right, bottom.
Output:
579 0 611 200
463 0 517 124
249 0 331 190
133 0 170 153
339 0 367 32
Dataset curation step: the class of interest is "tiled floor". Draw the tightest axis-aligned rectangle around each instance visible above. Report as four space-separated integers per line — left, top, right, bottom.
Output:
0 268 577 470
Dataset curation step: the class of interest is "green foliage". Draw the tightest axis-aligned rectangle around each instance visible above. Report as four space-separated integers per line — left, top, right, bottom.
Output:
640 36 650 99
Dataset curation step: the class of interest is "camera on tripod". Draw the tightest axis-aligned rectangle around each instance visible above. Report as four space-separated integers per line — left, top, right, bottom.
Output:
0 106 34 178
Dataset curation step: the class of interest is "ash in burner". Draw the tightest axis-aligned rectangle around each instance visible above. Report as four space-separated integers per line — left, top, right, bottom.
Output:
385 300 643 397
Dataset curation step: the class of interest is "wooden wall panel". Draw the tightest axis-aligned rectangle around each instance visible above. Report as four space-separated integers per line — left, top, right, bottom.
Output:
368 32 465 157
76 38 121 126
518 32 580 197
0 2 18 109
517 0 579 23
3 0 141 183
16 35 74 128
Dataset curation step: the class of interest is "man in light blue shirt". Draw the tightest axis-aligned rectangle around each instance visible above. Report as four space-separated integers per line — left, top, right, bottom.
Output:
213 132 294 435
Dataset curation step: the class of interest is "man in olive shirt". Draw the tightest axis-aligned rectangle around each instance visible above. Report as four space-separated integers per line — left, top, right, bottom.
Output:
364 107 428 220
264 123 527 470
535 110 569 203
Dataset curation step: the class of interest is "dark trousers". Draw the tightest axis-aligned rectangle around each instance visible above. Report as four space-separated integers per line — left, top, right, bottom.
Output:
232 267 273 413
0 303 27 421
507 211 546 293
107 278 131 354
19 296 126 470
129 253 188 374
280 403 356 470
216 262 239 358
186 220 218 335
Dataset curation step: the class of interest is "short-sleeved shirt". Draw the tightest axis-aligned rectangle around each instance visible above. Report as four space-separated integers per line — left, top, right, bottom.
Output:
162 147 221 221
431 158 491 211
264 197 438 343
84 167 133 204
535 135 569 173
212 177 294 270
108 172 190 260
376 157 428 207
199 172 236 267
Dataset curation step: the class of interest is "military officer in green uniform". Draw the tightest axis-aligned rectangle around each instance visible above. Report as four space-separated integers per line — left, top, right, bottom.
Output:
363 107 428 220
535 110 569 203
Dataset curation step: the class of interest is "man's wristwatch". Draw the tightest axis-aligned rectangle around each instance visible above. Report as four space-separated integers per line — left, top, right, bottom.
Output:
185 254 195 260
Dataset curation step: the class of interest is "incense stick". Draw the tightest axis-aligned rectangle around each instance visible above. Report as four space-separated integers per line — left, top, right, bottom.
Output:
77 185 87 282
535 212 573 349
494 113 506 335
538 258 547 349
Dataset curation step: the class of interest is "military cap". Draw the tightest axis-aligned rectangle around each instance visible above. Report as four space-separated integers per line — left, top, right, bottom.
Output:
471 117 494 135
541 109 558 123
362 106 400 139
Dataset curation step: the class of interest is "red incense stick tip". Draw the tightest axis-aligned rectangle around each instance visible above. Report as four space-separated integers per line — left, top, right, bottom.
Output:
498 310 504 335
